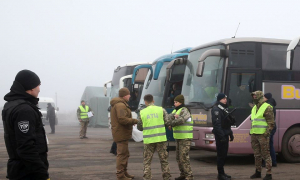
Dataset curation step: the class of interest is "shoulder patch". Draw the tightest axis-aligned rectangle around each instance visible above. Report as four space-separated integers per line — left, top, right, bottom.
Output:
214 111 219 116
18 121 29 133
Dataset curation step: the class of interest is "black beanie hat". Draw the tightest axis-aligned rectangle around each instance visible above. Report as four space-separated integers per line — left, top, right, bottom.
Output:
174 95 184 104
15 70 41 91
217 93 227 101
264 93 272 100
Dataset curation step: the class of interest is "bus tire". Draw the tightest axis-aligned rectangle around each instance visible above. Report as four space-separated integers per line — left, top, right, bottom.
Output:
281 127 300 163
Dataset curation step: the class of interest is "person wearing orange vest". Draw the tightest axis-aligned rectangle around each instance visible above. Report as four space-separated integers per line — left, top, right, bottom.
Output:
77 100 93 139
137 94 171 180
250 91 275 180
169 95 193 180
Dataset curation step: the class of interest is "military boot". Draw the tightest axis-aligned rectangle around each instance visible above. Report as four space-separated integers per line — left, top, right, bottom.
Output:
250 170 261 179
124 172 134 179
263 174 272 180
174 176 186 180
117 175 132 180
218 174 230 180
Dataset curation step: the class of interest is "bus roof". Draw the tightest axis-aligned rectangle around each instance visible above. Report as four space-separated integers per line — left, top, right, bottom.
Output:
191 37 291 52
152 47 192 64
114 62 151 70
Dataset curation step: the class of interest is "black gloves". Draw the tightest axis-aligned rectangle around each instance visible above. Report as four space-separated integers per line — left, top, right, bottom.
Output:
229 134 234 141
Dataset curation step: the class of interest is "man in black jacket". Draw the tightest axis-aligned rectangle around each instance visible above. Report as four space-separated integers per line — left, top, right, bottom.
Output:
2 70 49 180
46 103 56 134
211 93 234 180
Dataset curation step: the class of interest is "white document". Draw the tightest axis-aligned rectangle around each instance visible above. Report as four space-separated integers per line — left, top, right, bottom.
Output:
187 117 192 122
87 111 94 118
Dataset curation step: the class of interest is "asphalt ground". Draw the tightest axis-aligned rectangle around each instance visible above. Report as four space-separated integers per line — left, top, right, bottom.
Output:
0 125 300 180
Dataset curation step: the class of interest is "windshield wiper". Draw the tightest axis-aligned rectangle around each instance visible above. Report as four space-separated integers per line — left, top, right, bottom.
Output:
188 102 212 111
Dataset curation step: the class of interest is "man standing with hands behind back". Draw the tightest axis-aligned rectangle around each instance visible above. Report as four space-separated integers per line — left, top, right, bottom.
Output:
110 87 138 180
2 70 49 180
77 100 93 139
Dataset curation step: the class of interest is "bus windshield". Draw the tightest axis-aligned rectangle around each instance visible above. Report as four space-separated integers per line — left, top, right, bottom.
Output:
182 45 225 107
110 66 135 98
139 63 168 106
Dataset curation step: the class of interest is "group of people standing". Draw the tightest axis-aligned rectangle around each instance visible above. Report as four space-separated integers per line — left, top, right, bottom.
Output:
110 87 277 180
110 88 193 180
1 69 277 180
212 91 277 180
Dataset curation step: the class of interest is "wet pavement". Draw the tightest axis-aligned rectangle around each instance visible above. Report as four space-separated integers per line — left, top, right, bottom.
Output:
0 124 300 180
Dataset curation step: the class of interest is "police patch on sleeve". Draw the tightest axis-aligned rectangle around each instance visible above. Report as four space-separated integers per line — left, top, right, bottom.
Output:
18 121 29 133
214 111 219 116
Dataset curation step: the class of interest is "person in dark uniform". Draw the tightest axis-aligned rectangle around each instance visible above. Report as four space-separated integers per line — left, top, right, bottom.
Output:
211 93 234 180
46 103 56 134
2 70 49 180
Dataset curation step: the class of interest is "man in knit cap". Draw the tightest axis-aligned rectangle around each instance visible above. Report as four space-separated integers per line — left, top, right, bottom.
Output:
169 95 193 180
211 93 234 180
110 87 138 180
2 70 49 180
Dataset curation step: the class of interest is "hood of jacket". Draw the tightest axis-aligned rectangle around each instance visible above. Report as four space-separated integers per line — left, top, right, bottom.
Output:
266 98 277 107
4 81 39 105
110 97 129 108
251 91 264 107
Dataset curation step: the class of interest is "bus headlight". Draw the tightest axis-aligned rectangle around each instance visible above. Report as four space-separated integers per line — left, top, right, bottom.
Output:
205 134 215 139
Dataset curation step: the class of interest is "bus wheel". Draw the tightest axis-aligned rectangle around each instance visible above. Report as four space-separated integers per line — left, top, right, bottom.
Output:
281 127 300 163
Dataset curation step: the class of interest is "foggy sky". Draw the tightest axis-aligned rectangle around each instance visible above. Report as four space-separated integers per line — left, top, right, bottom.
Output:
1 0 299 112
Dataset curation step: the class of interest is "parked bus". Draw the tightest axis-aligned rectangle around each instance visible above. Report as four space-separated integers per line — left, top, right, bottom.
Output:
104 62 151 120
133 47 191 141
175 37 300 162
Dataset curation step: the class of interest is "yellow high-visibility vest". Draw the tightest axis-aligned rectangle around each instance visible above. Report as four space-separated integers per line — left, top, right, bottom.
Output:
250 103 271 134
79 105 89 119
140 105 167 144
172 108 193 139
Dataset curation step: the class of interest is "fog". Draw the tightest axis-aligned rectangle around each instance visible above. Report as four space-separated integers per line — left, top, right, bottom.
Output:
1 0 299 121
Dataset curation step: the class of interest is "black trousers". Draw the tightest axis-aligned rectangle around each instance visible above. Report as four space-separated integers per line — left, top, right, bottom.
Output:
49 118 55 133
110 141 117 154
215 135 229 175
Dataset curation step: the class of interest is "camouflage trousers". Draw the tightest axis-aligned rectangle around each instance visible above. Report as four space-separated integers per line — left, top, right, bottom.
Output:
251 134 272 174
143 142 171 180
79 121 89 138
176 139 193 180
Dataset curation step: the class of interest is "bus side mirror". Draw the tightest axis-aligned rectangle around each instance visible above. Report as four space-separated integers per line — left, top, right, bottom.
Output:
196 49 228 77
56 107 59 111
286 36 300 70
286 50 294 70
196 62 205 77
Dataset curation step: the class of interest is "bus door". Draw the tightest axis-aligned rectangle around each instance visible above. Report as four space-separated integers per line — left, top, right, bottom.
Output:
164 57 187 111
131 65 153 110
225 69 262 127
164 57 187 141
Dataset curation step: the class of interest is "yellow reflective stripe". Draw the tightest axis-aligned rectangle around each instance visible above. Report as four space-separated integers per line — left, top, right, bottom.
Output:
252 125 268 128
143 124 165 130
143 132 166 138
173 130 193 133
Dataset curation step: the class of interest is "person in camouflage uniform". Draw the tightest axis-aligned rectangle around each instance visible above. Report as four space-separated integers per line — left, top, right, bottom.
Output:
77 100 93 139
137 94 171 180
250 91 275 180
169 95 193 180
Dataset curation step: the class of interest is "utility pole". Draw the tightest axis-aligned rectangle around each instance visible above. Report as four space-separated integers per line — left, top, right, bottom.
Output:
55 92 58 108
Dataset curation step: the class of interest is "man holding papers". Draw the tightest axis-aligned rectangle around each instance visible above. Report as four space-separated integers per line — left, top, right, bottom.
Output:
77 100 93 139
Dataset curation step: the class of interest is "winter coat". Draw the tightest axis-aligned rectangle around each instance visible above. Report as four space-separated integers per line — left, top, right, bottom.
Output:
46 105 55 121
110 97 138 142
2 81 49 180
211 102 233 138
